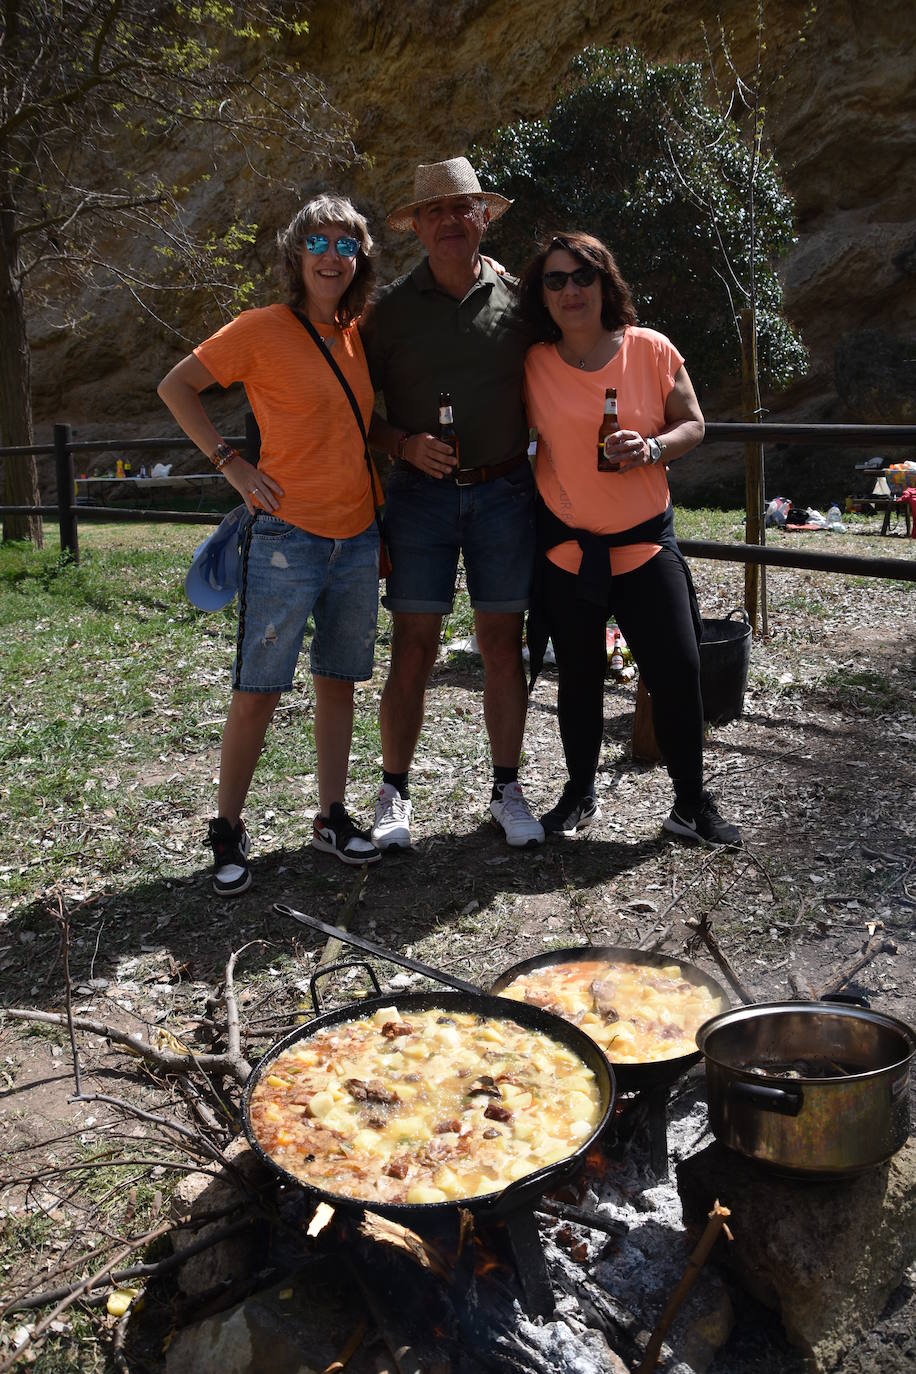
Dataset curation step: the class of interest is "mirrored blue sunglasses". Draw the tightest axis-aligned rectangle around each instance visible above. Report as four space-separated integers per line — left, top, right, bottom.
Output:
305 234 360 257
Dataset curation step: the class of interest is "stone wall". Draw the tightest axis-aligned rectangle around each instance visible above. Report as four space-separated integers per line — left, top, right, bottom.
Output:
30 0 916 503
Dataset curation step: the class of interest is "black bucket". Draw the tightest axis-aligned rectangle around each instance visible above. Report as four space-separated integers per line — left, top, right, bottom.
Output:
700 610 751 723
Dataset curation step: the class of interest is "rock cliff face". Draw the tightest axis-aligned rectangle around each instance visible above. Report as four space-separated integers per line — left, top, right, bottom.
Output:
30 0 916 502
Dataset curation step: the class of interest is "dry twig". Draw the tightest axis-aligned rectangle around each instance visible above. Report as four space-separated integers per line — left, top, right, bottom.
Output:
685 913 754 1004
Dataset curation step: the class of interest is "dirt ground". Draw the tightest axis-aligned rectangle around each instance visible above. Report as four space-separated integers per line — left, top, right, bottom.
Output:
1 548 914 1371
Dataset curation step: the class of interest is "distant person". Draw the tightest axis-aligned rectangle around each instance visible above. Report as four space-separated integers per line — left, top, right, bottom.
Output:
158 194 383 894
518 231 741 846
361 157 544 852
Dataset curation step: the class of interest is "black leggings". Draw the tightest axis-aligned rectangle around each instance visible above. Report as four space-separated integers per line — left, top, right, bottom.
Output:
542 549 703 803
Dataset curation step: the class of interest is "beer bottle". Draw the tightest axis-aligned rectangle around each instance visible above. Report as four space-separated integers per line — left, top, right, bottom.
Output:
438 391 460 470
596 387 619 472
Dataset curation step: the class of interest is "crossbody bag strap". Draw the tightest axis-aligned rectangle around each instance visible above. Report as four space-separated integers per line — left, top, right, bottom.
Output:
289 307 381 518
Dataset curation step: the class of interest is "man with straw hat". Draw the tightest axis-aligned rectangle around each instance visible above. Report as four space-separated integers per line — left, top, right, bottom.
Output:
363 156 543 852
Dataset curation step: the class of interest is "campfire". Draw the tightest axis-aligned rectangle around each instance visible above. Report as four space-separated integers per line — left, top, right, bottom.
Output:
168 1081 738 1374
156 916 914 1374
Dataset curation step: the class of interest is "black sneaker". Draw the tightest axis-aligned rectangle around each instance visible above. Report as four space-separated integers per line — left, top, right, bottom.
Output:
663 792 741 847
541 785 601 837
312 803 382 866
207 817 252 896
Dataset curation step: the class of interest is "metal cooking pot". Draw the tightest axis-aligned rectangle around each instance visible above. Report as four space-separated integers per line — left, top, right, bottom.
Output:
696 999 916 1177
242 981 617 1221
489 945 730 1092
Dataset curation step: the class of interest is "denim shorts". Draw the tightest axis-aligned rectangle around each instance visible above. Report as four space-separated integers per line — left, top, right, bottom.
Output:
233 515 379 691
382 462 535 613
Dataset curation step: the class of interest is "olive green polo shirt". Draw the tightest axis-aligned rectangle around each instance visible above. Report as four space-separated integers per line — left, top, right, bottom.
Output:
360 257 535 470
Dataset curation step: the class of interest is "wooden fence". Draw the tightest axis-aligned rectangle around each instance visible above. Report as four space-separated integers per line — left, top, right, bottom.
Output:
1 419 914 582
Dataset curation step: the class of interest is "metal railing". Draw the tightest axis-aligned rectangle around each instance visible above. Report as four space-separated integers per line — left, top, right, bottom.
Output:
1 419 914 580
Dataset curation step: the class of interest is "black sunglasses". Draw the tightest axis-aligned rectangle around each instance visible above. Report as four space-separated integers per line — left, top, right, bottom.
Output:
542 266 598 292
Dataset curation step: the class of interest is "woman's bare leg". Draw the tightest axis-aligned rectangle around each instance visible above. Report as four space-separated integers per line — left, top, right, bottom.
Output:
216 690 281 823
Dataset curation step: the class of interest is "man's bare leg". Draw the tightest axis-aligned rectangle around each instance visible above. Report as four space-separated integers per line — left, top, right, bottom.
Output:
475 610 543 847
372 612 442 849
474 610 528 767
378 612 443 770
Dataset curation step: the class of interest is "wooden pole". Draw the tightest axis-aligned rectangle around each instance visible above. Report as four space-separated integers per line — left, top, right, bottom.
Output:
740 309 761 633
53 423 79 562
632 678 664 765
636 1201 733 1374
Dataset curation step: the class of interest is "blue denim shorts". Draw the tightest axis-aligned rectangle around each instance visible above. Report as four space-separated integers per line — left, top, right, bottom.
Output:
233 516 379 691
382 462 535 613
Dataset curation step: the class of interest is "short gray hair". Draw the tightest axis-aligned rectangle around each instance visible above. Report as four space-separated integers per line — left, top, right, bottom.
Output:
277 194 376 325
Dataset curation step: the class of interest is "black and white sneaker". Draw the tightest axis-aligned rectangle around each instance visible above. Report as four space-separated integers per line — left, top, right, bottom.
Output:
663 792 741 848
312 803 382 866
541 785 601 837
207 817 252 896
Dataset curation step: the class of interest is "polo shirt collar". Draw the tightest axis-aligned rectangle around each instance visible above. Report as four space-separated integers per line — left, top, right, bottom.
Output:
411 255 495 297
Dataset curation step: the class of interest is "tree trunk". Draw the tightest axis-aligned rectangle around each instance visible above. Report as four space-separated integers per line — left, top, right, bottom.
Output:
0 197 43 547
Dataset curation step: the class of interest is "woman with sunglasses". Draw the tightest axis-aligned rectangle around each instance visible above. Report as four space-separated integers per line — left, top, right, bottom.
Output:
158 195 384 893
518 231 740 847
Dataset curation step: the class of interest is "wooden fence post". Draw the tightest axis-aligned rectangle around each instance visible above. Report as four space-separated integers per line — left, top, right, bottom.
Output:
53 423 79 562
740 308 762 634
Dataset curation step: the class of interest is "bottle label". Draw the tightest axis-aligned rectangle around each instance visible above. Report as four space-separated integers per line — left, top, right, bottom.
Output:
604 399 618 416
439 405 453 425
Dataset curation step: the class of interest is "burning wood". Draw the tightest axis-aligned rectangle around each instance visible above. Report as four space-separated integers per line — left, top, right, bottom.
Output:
358 1212 453 1282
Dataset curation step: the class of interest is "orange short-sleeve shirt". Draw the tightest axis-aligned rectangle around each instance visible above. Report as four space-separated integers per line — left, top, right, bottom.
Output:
195 303 377 540
524 326 684 576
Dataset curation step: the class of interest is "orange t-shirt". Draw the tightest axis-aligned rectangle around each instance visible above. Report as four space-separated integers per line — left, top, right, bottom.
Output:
195 303 377 539
524 326 684 576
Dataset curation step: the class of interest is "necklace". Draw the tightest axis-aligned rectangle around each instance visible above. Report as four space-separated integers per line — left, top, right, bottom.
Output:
562 327 625 371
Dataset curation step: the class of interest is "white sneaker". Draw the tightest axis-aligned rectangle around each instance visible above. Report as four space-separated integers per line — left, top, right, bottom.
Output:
371 783 412 850
490 781 545 848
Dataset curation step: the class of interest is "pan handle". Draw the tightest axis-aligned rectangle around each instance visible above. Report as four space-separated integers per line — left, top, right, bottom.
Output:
274 903 482 996
822 992 871 1009
310 959 382 1016
728 1080 803 1116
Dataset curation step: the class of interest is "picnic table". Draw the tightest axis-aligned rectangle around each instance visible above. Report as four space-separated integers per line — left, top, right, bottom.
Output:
847 467 913 536
75 474 226 512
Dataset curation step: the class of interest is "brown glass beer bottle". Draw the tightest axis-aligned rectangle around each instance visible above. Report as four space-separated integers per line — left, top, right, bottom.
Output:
596 387 619 471
438 392 460 471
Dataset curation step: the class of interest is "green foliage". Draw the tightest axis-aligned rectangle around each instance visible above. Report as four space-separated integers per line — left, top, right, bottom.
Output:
471 46 807 395
0 1 361 455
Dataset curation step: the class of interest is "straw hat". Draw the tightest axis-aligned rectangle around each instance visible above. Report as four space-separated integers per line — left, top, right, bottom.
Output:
386 156 512 233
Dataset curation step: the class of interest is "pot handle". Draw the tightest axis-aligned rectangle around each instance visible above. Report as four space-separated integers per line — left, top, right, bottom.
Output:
821 992 871 1009
728 1080 803 1116
309 958 382 1015
726 608 751 626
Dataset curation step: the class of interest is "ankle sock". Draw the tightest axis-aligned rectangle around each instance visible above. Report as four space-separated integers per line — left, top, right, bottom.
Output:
491 766 519 801
383 770 410 799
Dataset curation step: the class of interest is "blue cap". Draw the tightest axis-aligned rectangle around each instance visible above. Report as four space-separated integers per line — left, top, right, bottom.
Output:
184 504 248 610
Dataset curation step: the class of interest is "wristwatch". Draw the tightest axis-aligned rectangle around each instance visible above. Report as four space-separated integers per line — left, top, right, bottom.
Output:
646 437 663 466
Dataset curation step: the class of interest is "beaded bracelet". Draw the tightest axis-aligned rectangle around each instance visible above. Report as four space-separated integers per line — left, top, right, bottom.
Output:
210 440 241 472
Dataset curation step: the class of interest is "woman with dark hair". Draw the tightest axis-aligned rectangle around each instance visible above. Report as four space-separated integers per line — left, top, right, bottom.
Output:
158 194 383 893
519 231 740 846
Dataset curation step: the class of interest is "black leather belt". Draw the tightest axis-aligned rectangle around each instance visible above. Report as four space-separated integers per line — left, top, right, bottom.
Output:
396 453 528 487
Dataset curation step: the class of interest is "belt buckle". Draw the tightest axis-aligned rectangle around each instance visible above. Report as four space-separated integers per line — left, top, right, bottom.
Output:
454 467 475 487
